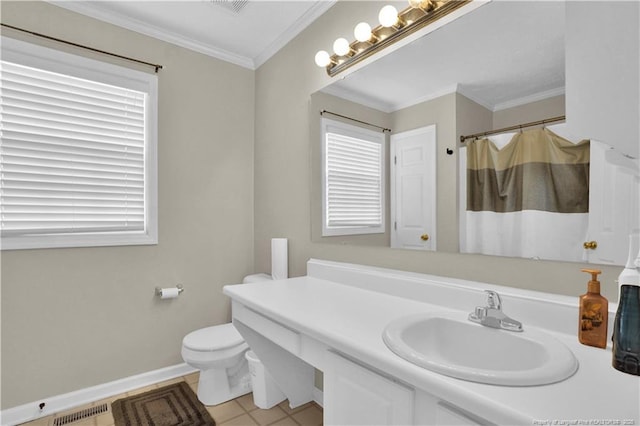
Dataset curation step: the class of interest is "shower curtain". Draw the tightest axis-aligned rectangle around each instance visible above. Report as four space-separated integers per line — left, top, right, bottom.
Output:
461 127 590 261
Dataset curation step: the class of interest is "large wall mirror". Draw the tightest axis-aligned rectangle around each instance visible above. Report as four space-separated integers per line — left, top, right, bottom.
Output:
310 0 640 265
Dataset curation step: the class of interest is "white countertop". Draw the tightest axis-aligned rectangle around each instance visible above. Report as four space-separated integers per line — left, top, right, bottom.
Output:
224 272 640 425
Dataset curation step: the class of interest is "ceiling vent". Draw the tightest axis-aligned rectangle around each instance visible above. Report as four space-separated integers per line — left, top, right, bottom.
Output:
208 0 249 15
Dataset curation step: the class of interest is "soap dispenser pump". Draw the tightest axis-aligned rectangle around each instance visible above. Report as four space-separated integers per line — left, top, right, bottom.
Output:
612 233 640 375
579 268 608 348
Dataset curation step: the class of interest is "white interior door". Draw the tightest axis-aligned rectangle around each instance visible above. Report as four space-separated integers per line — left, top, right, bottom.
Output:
390 125 437 250
587 140 640 265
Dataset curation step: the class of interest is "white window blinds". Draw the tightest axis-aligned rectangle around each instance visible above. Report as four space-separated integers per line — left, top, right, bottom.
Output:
322 118 385 236
0 37 157 250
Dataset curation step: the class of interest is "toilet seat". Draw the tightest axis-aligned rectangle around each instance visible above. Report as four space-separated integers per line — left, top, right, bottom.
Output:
183 323 245 352
181 273 274 405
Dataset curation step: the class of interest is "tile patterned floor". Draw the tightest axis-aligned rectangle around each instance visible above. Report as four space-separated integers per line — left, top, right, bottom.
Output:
19 372 323 426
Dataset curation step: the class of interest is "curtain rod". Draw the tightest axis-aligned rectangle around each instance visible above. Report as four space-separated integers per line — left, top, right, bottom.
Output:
320 110 391 133
1 23 163 73
459 115 566 143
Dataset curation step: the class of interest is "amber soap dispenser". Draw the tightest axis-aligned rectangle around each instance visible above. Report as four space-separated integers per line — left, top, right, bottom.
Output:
579 269 609 348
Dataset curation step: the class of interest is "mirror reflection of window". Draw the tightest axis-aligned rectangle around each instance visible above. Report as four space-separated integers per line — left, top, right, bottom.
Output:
321 118 385 236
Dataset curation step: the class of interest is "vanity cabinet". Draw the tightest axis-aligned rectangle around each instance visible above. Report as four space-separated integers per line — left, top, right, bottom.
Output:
431 400 489 426
324 351 414 425
323 351 489 425
225 259 640 425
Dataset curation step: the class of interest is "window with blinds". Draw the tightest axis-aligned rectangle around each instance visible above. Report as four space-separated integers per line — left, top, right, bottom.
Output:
321 117 385 236
1 37 157 250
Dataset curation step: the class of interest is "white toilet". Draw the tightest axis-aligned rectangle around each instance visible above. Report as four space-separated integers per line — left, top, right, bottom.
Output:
181 273 273 406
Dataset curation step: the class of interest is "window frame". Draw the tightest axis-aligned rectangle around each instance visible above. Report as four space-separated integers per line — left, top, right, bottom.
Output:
0 37 158 250
321 117 386 237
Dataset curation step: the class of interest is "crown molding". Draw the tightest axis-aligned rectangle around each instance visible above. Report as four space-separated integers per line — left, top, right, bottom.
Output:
325 83 565 117
47 0 335 70
392 84 460 113
46 0 255 69
254 0 337 69
455 85 566 112
493 86 566 112
321 84 393 114
455 85 494 111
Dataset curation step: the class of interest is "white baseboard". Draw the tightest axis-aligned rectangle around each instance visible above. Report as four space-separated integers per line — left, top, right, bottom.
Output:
313 387 324 408
1 363 197 426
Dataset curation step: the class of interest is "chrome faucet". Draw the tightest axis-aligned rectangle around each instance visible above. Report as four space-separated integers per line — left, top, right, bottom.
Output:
468 290 523 332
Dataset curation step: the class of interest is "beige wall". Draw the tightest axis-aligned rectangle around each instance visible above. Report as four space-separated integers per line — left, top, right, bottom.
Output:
0 1 255 409
493 95 565 129
254 1 623 307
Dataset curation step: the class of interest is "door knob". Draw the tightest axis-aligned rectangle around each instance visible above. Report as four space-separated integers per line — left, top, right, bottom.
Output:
583 241 598 250
420 234 430 241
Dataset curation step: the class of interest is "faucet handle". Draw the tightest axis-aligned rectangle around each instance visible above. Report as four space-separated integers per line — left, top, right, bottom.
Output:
484 290 502 310
468 306 487 323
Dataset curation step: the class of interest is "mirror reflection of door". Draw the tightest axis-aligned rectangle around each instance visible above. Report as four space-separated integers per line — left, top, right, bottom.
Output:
390 125 436 250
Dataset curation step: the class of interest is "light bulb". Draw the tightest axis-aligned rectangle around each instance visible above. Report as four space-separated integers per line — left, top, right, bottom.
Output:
378 5 399 27
333 38 351 56
354 22 373 42
314 50 331 67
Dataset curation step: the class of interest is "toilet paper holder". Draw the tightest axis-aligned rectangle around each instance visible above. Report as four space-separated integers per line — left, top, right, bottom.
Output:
155 284 184 297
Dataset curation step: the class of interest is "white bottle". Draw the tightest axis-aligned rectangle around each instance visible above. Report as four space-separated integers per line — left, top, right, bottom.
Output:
617 233 640 302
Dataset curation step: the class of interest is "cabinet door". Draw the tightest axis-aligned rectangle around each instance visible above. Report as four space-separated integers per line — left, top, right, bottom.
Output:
436 402 488 425
324 351 414 426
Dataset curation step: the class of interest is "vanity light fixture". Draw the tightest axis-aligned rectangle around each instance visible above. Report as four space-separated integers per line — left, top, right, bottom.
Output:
315 0 471 77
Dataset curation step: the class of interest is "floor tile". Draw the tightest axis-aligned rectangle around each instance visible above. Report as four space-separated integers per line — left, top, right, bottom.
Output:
154 376 185 388
235 393 258 412
268 417 299 426
125 384 158 397
219 413 258 426
187 380 198 394
277 400 310 415
94 393 123 413
247 405 288 426
291 404 323 426
94 411 115 426
206 400 247 423
184 372 200 384
18 416 51 426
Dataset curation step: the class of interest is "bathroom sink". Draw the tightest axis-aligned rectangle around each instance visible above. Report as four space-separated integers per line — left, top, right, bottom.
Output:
382 311 578 386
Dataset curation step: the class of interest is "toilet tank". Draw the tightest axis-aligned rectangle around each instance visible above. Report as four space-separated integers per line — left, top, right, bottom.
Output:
242 273 272 284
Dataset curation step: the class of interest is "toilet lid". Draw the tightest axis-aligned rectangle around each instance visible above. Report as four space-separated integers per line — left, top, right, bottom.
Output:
182 324 245 352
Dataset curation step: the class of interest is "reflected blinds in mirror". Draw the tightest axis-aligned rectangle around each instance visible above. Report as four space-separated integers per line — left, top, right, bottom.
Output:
321 118 385 236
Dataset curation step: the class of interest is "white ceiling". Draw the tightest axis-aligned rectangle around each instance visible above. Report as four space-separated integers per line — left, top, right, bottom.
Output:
48 0 565 112
48 0 335 69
